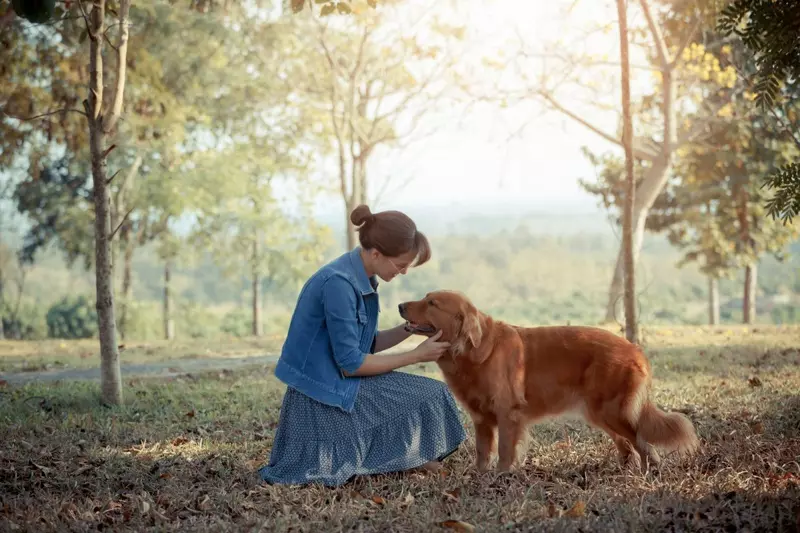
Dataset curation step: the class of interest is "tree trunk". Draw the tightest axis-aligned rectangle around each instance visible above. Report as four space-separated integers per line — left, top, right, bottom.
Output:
84 0 131 406
111 155 141 294
616 0 637 344
118 238 135 340
743 263 757 324
163 261 175 340
88 35 122 406
708 276 719 326
345 198 358 251
603 158 670 323
251 239 263 337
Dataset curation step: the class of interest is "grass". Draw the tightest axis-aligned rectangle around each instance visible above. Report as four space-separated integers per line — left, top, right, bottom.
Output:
0 326 799 532
0 335 286 373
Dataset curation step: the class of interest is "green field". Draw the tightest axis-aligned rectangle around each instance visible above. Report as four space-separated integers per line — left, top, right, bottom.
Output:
1 326 798 532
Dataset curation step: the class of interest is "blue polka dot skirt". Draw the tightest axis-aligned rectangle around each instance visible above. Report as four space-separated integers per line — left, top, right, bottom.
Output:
259 371 467 487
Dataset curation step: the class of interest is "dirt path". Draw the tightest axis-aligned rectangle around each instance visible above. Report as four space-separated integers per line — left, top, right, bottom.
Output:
0 354 279 386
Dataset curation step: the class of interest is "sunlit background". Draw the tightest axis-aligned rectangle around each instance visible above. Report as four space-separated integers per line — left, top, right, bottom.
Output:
1 0 798 346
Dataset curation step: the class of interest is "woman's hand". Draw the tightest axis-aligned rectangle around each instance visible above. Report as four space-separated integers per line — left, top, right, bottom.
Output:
412 330 451 363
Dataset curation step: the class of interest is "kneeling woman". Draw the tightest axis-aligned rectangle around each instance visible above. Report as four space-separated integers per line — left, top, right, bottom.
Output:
259 204 466 487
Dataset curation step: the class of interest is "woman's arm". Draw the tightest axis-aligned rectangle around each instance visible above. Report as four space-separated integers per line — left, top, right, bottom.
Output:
344 331 450 377
342 351 422 377
373 324 413 353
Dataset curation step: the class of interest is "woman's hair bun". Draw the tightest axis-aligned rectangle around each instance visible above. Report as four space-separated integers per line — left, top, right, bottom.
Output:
350 204 374 226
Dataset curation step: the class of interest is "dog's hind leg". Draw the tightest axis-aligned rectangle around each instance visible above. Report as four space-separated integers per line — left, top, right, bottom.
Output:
587 414 640 470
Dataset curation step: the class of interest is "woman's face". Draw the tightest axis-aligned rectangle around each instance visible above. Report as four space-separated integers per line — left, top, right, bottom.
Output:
372 249 417 282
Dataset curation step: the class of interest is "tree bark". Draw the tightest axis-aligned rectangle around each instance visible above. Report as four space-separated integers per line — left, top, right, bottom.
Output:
163 261 175 340
251 238 263 337
111 155 142 293
84 0 131 406
708 276 720 325
743 263 757 324
603 159 669 322
118 237 135 339
345 199 357 250
88 32 122 405
616 0 637 344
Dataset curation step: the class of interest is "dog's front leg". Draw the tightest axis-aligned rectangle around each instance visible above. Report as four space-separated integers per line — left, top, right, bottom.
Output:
497 415 524 472
472 414 497 472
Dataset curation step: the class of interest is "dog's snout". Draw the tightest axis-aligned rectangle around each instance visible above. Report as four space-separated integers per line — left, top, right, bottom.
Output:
398 303 407 315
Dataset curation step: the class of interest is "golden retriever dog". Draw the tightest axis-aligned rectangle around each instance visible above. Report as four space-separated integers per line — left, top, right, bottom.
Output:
398 290 699 473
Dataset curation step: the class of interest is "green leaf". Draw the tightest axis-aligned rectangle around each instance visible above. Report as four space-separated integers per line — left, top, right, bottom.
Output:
320 3 335 15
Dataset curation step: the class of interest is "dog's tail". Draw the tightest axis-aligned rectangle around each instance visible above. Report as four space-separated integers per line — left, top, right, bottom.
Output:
635 400 699 456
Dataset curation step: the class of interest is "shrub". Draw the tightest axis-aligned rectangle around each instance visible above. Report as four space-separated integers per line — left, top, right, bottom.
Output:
46 296 98 339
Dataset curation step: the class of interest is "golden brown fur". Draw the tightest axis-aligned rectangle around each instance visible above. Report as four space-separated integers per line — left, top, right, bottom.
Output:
399 290 699 473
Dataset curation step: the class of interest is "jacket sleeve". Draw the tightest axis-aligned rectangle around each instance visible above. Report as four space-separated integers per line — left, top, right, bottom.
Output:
322 275 368 374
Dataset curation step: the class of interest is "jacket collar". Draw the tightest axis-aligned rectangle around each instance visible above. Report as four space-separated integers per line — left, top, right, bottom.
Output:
348 247 379 295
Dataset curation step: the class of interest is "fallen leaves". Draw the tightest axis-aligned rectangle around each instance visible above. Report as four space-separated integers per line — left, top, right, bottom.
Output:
546 500 586 518
171 437 189 446
443 488 461 502
440 520 475 532
748 376 763 387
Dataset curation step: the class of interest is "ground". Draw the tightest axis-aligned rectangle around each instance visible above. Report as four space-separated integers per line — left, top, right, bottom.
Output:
0 325 799 532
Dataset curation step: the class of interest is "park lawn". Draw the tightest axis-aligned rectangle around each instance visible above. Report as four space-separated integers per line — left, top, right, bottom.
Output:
0 335 286 373
0 327 798 532
1 324 799 375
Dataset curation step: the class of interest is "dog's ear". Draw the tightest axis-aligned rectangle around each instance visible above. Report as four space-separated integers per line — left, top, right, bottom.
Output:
462 311 482 348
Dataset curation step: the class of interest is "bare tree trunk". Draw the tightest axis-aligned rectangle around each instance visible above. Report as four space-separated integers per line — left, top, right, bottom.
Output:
83 0 131 406
616 0 637 344
708 276 719 325
118 238 135 339
603 158 670 322
251 239 263 337
345 199 357 250
111 155 141 294
743 263 757 324
163 261 175 340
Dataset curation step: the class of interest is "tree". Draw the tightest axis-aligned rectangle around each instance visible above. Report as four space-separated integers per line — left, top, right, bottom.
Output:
479 0 739 323
83 0 133 405
716 0 800 223
285 2 466 249
189 145 332 336
616 0 638 342
585 33 799 325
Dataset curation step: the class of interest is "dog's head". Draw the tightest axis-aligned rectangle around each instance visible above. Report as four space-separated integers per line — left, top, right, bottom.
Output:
398 290 483 357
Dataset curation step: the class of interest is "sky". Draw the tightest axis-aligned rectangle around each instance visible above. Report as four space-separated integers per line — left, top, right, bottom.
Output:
299 0 658 220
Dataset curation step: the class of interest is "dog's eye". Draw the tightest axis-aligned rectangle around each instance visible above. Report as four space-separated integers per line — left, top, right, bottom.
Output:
428 300 435 307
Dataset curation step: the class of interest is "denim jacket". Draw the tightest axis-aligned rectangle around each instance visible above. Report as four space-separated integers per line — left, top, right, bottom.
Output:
273 247 380 413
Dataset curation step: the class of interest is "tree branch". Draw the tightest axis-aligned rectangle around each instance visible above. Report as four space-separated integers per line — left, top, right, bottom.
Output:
109 205 136 242
534 90 659 161
102 0 131 134
638 0 670 70
670 16 702 69
8 108 87 121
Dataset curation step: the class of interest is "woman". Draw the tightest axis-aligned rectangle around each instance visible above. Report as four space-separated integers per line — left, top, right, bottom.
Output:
259 204 466 487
